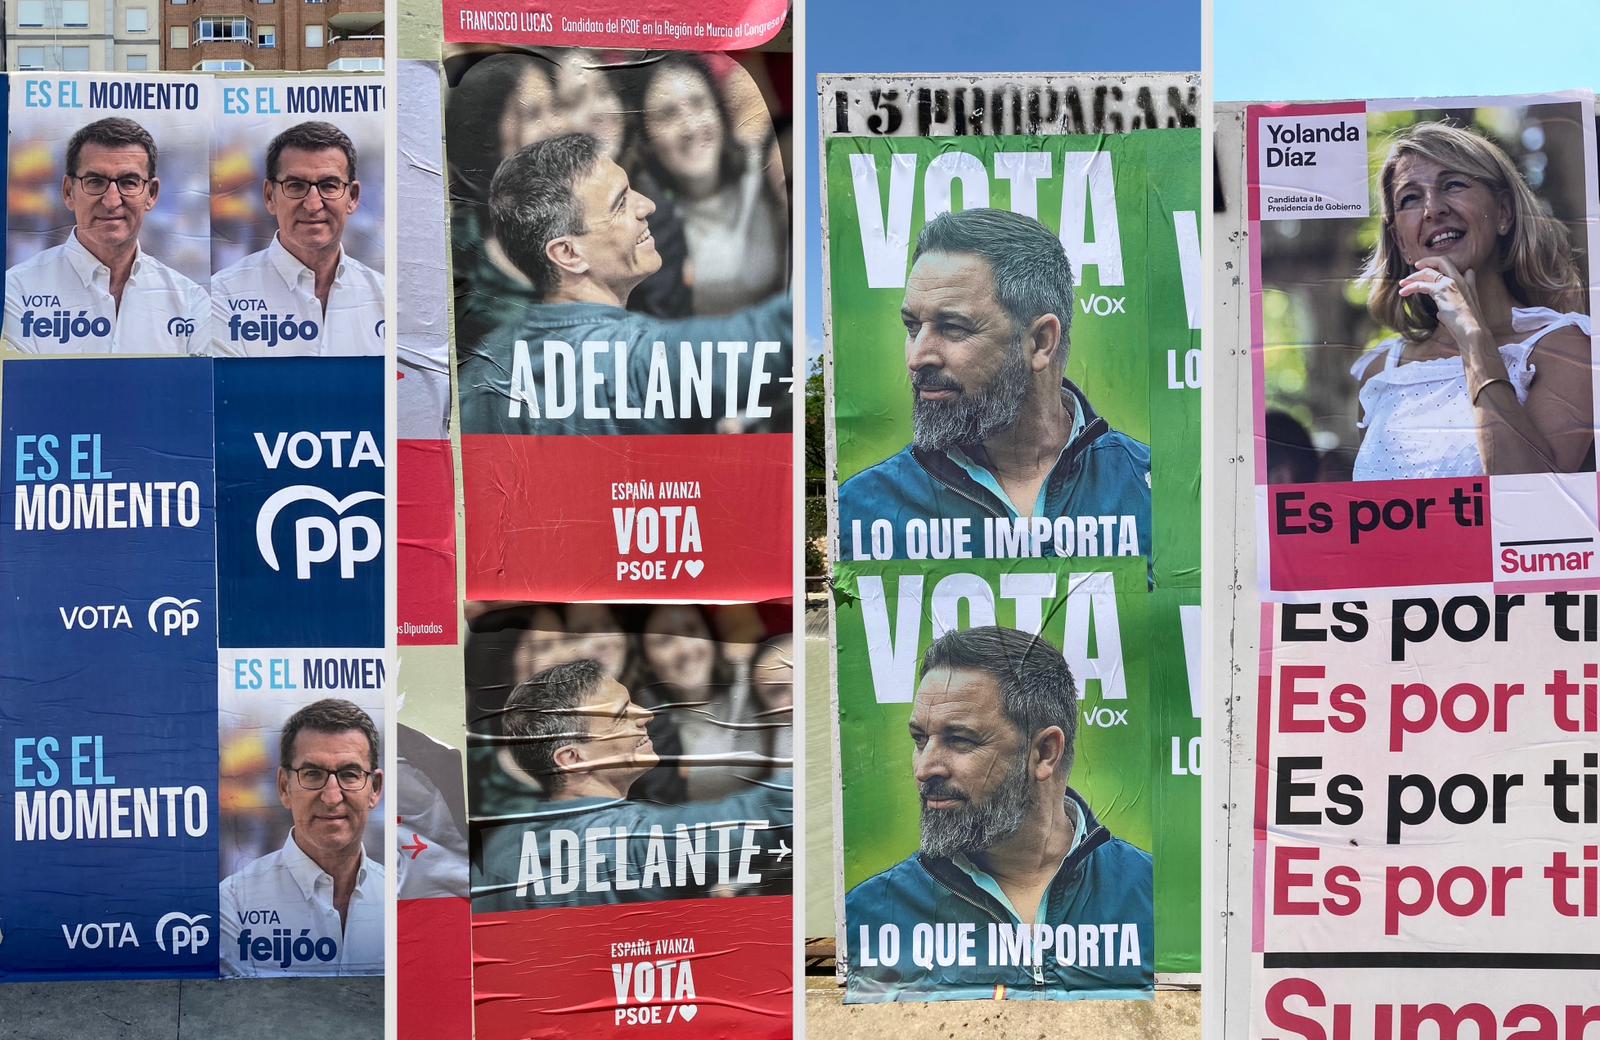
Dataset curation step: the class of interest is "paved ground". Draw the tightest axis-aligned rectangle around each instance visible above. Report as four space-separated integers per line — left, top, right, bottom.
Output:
0 977 382 1040
806 976 1200 1038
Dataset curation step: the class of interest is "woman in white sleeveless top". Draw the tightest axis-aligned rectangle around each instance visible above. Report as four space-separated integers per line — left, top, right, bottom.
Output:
1351 122 1593 481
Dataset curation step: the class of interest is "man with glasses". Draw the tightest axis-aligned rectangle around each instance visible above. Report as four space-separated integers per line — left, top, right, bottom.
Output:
211 120 384 356
219 698 384 977
3 117 209 354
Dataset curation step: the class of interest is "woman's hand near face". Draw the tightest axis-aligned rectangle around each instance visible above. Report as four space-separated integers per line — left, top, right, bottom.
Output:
1397 256 1495 356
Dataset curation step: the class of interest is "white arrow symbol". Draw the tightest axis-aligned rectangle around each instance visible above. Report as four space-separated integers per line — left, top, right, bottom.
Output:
772 840 791 862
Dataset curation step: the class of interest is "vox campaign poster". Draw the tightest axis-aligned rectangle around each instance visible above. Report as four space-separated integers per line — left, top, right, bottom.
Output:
1250 591 1600 1037
825 128 1202 588
442 0 786 50
831 559 1155 1001
449 47 793 603
1246 92 1600 598
0 359 220 980
463 602 793 1036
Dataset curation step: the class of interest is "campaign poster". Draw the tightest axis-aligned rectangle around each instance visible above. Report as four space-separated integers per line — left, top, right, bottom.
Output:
442 0 787 51
5 74 211 355
448 47 793 602
397 59 458 646
1249 592 1600 1036
821 115 1203 985
211 76 386 357
213 356 386 649
832 559 1154 1001
464 601 793 1035
0 358 220 980
1246 93 1600 597
216 684 386 977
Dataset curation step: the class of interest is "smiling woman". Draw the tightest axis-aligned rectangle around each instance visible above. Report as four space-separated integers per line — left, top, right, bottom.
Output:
1351 121 1593 480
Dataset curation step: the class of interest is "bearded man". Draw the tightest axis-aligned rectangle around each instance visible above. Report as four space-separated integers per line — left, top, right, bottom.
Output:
842 626 1153 1002
836 208 1150 564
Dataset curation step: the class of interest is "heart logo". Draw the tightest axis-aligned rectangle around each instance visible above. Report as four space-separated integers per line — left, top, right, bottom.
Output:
677 1005 698 1022
684 560 704 578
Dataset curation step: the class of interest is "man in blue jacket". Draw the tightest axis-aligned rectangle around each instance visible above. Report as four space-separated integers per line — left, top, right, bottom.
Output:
838 208 1149 565
471 659 792 912
458 132 790 436
844 626 1152 1002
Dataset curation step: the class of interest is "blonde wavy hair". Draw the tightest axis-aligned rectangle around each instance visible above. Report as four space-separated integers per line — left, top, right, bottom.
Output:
1364 121 1584 341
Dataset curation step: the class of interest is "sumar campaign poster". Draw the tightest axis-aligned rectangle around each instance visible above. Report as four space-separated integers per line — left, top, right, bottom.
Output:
821 109 1202 1001
1236 91 1600 1039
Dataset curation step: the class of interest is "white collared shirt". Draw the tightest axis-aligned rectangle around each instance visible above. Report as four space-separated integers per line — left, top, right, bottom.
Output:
210 234 384 357
219 831 385 977
2 230 209 355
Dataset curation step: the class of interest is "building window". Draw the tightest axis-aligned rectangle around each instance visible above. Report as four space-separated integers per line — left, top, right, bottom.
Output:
17 1 48 27
17 46 46 70
194 59 252 71
126 8 149 31
170 25 189 46
256 24 275 46
61 46 89 70
327 57 381 71
196 16 251 40
63 0 89 27
126 52 149 70
304 23 323 46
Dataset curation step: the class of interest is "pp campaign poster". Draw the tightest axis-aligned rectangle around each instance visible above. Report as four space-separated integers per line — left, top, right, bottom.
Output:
0 359 219 980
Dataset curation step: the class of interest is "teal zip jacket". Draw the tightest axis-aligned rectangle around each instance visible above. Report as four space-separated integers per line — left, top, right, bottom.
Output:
837 381 1151 566
843 789 1153 1002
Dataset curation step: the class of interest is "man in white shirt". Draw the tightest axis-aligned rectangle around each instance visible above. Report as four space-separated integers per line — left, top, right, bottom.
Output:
211 120 384 356
220 699 384 977
3 117 208 355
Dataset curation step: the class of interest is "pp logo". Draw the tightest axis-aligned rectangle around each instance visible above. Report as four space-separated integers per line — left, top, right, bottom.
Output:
373 319 385 339
167 316 196 339
155 912 211 956
148 596 201 636
257 485 383 579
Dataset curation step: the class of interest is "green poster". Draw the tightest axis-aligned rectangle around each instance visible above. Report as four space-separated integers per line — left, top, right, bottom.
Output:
823 128 1201 994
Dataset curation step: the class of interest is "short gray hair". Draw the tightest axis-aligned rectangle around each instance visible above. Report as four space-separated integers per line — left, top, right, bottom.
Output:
490 132 601 298
502 658 606 794
912 208 1075 367
920 626 1077 774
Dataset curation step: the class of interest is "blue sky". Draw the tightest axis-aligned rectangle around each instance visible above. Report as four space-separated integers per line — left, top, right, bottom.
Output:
803 0 1201 355
1216 0 1600 101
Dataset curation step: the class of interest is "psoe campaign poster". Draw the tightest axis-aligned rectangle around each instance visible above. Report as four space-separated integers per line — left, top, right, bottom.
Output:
832 559 1154 1002
448 47 793 603
5 74 211 356
1250 591 1600 1037
441 0 787 51
211 76 386 357
463 601 793 1037
1246 92 1600 598
0 358 220 980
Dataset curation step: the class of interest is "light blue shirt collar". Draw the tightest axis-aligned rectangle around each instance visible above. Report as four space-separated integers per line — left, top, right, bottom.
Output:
948 393 1084 519
951 796 1085 925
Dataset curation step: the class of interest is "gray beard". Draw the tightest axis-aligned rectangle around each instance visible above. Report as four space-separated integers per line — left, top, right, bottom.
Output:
910 337 1033 453
918 749 1035 859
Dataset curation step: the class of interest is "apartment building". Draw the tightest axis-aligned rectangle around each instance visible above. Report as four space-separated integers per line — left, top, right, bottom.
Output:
8 0 162 72
161 0 382 72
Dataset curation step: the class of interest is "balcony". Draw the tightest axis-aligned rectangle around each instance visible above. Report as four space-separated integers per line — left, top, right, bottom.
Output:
326 33 381 61
184 38 252 65
326 0 381 32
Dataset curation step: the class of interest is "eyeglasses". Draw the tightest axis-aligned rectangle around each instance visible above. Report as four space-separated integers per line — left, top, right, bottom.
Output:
271 177 352 200
72 173 150 197
285 765 374 791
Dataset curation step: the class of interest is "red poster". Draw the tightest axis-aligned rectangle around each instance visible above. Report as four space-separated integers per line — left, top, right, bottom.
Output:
399 898 474 1040
462 433 792 603
398 439 460 645
442 0 787 49
472 897 790 1039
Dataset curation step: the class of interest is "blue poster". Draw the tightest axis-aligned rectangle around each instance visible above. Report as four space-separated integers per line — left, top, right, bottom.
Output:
214 357 385 648
0 358 220 980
